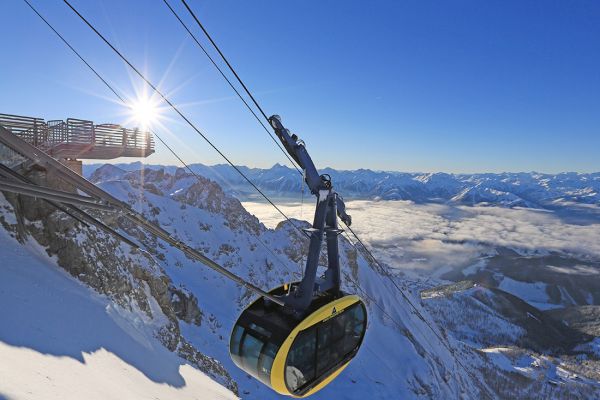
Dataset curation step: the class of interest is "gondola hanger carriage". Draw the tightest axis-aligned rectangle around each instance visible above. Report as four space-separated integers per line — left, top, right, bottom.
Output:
230 116 368 397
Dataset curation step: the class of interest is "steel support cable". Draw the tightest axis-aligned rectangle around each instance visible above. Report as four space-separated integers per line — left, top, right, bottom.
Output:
343 221 439 323
180 0 269 122
61 0 308 241
23 6 490 395
0 179 114 210
23 0 122 105
335 260 479 396
2 123 282 306
168 3 476 377
0 174 144 249
340 230 492 399
162 0 301 175
339 220 495 399
23 0 298 282
178 1 287 149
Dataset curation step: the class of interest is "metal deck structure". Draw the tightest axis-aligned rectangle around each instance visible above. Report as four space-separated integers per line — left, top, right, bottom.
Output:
0 113 154 160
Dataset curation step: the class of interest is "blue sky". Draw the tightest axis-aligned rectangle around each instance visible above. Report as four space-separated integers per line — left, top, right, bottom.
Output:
1 0 599 173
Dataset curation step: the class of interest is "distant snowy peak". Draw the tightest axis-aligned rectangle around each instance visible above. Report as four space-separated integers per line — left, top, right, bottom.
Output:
85 163 600 209
88 163 127 182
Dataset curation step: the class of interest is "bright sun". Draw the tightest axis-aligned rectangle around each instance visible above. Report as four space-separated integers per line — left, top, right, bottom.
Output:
129 96 160 129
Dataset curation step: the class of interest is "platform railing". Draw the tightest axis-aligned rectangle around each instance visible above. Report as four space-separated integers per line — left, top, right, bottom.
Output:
0 114 48 148
0 113 154 156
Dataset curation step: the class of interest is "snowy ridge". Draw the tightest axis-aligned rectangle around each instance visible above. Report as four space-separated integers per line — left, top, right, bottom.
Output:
86 163 600 208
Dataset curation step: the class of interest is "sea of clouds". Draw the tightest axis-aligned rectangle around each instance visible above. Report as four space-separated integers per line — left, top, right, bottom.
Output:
242 200 600 276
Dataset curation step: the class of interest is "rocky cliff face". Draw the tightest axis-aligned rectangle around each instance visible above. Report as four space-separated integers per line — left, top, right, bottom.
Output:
0 166 237 394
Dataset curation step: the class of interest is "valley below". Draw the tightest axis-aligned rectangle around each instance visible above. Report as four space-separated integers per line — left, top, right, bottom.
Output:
244 196 600 397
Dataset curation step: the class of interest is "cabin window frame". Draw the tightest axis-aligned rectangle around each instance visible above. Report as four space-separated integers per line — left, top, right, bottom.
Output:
284 301 367 395
230 324 280 385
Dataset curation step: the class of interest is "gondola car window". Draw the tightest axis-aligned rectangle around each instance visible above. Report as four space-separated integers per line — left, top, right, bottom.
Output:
257 342 278 384
286 329 316 392
345 303 366 353
285 302 367 393
316 303 366 376
241 333 264 371
316 321 333 375
230 325 244 365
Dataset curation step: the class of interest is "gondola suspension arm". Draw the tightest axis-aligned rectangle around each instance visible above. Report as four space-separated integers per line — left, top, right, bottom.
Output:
268 116 351 313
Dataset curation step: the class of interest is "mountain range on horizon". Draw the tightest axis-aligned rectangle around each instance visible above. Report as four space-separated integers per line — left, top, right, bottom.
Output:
85 162 600 210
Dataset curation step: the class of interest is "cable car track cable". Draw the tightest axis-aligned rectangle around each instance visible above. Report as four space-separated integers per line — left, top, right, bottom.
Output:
180 0 272 133
161 0 302 175
340 222 495 399
22 0 299 284
60 0 309 240
23 2 494 396
172 2 496 390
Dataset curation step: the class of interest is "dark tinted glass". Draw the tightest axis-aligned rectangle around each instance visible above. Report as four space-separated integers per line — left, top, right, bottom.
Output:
285 302 367 393
257 342 278 384
285 329 316 392
317 303 366 375
241 333 264 371
231 325 278 385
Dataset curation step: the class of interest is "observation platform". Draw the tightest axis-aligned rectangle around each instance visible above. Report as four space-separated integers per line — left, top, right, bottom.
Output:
0 113 154 174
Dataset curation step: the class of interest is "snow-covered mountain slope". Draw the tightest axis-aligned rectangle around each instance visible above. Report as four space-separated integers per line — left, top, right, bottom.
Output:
0 212 236 400
3 162 599 399
88 166 488 399
85 163 600 208
0 165 491 399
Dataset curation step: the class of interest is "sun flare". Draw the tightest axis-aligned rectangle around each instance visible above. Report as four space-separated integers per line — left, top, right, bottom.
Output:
129 96 161 129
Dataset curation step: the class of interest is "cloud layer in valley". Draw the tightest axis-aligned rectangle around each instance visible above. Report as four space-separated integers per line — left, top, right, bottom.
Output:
242 200 600 275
